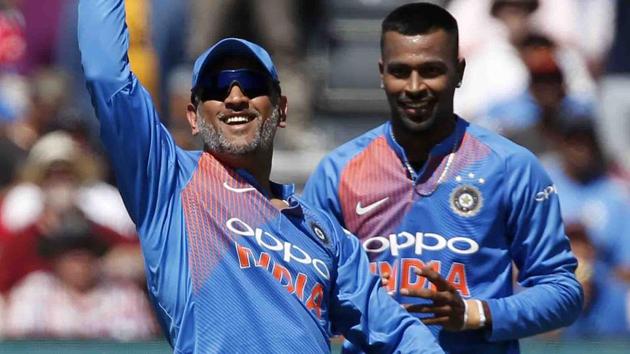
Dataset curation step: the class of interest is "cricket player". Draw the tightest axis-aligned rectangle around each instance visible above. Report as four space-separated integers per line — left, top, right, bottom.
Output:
303 3 583 353
77 0 444 353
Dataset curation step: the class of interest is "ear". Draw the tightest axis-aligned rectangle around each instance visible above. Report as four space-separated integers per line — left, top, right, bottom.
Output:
277 95 288 128
186 103 200 135
456 57 466 88
378 59 385 88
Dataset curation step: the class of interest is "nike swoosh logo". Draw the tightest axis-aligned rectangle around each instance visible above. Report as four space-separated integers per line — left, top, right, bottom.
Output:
356 197 389 216
223 181 256 193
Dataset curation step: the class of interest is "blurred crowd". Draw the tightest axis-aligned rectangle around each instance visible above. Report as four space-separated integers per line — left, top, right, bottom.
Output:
0 0 627 342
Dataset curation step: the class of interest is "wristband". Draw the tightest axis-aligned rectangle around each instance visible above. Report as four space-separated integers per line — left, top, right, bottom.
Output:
476 300 486 328
461 298 469 330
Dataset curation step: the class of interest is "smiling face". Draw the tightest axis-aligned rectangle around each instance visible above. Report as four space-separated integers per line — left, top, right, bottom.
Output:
380 29 464 135
186 57 287 158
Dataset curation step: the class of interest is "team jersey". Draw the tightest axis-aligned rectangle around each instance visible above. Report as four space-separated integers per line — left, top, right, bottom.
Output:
77 1 444 353
303 118 583 354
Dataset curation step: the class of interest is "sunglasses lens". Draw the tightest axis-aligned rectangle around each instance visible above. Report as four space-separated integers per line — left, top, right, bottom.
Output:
199 69 272 101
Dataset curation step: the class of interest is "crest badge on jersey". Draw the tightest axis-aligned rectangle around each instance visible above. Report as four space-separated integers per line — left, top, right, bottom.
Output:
310 222 330 245
450 185 483 217
450 173 485 217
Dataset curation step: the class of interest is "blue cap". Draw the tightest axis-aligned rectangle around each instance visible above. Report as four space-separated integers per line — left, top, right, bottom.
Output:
191 38 279 90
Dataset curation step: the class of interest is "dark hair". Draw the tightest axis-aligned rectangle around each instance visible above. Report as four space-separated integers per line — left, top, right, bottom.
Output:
381 2 459 56
491 0 539 17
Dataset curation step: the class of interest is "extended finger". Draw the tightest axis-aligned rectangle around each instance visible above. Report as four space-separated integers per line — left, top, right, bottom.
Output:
402 287 458 304
416 267 454 292
400 287 436 299
381 277 390 287
429 290 460 304
421 316 450 326
404 304 452 315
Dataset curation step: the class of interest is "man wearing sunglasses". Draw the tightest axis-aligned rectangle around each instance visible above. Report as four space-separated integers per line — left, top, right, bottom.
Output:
77 1 443 353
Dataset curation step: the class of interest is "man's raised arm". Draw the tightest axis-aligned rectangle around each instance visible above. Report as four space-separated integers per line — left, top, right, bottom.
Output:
77 0 182 230
78 0 131 95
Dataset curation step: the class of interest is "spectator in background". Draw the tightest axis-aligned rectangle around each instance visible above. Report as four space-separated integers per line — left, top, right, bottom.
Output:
0 68 69 199
0 131 135 236
0 131 139 293
541 117 630 338
0 0 29 160
450 0 595 121
528 0 614 79
561 222 629 339
3 223 157 340
450 0 614 79
0 68 74 191
18 0 65 74
598 0 630 184
478 34 593 156
0 0 26 73
0 68 71 164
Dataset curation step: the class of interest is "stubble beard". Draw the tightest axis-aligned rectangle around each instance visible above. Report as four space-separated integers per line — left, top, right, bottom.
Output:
390 95 438 134
397 108 437 132
197 106 280 155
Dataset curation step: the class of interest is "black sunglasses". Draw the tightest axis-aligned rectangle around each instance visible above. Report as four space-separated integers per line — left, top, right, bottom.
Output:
196 69 274 102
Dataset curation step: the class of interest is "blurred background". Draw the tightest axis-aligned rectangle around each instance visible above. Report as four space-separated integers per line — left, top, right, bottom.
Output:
0 0 628 352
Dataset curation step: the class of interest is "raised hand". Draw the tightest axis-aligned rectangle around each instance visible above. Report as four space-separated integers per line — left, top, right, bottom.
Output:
400 266 466 331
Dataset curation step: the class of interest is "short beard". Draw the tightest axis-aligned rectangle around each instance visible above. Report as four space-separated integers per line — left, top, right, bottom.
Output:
389 93 437 133
196 106 280 155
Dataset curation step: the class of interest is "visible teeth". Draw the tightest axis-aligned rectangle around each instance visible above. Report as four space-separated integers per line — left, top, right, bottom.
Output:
225 116 249 124
405 102 431 108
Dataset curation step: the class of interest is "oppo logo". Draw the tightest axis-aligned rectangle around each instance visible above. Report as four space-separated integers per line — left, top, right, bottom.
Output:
535 185 557 202
362 232 479 256
226 217 330 280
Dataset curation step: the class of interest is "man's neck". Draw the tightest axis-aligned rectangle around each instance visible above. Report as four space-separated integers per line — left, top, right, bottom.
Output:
214 149 274 196
392 114 457 168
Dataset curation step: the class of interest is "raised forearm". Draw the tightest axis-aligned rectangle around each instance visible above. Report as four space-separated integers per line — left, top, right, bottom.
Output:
78 0 131 88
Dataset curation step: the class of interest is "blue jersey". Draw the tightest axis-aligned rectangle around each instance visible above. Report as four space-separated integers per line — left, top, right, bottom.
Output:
303 118 583 354
77 1 443 353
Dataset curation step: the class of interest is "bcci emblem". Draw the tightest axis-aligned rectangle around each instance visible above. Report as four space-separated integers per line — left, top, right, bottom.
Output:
310 222 330 245
450 184 483 217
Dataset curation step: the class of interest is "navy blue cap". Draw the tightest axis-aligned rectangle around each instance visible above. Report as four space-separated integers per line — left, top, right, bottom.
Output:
191 38 279 90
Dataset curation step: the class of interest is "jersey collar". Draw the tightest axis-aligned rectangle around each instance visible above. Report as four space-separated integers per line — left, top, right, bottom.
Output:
234 168 303 215
384 116 466 181
234 168 296 199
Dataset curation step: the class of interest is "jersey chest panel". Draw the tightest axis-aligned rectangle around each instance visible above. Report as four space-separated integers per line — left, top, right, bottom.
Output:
181 154 335 326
